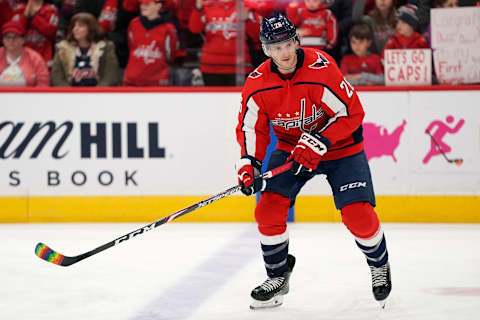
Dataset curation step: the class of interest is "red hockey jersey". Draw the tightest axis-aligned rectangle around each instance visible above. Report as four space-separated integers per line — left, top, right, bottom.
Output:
286 2 338 50
188 0 261 74
236 48 365 162
340 53 383 75
382 32 428 57
0 0 23 30
11 3 58 65
98 0 118 33
124 16 179 86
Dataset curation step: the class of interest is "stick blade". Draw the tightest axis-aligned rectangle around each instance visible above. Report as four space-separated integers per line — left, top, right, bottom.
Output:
35 242 67 266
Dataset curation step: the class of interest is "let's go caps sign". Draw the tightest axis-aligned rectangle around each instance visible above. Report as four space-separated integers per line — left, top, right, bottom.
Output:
384 49 432 86
431 7 480 84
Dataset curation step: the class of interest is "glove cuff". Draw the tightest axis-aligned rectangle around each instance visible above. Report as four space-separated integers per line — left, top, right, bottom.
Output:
310 131 332 149
238 155 262 171
299 132 328 156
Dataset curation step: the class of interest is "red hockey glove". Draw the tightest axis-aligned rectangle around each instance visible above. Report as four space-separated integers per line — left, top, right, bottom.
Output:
288 132 329 175
235 157 265 196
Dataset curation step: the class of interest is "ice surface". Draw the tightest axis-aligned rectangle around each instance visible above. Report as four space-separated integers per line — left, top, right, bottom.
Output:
1 223 479 320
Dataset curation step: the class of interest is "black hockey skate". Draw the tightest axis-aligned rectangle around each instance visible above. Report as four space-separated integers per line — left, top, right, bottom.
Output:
250 254 296 310
369 262 392 308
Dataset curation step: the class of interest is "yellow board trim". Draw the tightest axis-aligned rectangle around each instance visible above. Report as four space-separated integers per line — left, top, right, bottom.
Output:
295 195 480 223
0 196 256 223
0 195 479 223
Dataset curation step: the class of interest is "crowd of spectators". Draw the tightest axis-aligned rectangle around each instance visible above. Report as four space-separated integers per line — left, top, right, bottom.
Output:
0 0 478 87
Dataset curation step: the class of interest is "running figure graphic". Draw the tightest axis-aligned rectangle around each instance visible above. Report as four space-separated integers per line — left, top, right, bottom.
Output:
423 115 464 164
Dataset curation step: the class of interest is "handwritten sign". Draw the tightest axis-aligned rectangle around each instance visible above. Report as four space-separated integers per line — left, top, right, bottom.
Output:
433 46 480 84
431 7 480 49
431 7 480 84
384 49 432 86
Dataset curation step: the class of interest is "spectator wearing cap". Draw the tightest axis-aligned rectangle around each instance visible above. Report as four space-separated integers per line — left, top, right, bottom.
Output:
382 4 428 57
51 12 120 86
0 20 49 86
10 0 59 67
124 0 179 86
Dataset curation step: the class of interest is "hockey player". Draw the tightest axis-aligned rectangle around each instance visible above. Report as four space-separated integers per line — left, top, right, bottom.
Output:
235 14 392 310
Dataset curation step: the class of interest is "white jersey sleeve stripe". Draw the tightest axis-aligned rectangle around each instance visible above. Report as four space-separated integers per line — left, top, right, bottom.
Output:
243 97 260 156
318 87 348 133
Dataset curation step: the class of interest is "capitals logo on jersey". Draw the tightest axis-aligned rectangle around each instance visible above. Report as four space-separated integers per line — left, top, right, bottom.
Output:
133 40 163 64
271 98 325 131
309 51 329 69
205 12 237 40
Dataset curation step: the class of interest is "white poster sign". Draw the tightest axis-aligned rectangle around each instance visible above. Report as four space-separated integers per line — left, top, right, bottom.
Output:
384 49 432 86
433 46 480 84
431 7 480 84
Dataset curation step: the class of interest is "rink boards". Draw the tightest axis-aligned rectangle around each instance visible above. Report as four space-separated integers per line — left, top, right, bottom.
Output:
0 87 479 223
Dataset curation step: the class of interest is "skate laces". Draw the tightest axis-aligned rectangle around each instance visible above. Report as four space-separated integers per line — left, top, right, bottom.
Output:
260 277 285 292
370 264 388 287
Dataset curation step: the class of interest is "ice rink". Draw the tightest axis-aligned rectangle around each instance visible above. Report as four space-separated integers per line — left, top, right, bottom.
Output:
1 222 479 320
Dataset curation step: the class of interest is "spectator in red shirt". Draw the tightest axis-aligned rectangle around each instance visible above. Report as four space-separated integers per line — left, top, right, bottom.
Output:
124 0 179 86
341 23 384 85
382 4 428 57
0 20 49 86
286 0 338 51
188 0 262 86
10 0 59 67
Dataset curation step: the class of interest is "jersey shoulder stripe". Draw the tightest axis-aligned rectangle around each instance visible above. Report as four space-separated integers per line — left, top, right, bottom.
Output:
245 86 282 105
292 81 349 112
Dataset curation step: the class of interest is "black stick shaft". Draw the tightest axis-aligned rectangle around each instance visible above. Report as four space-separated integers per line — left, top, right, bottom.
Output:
426 130 452 162
39 162 293 266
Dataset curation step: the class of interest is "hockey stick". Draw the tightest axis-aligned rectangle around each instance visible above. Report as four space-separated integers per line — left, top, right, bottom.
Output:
34 162 293 267
425 130 463 166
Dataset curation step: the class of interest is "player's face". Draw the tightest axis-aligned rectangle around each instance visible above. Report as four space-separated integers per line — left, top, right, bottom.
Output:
396 20 414 37
72 21 89 43
267 39 298 73
350 37 371 57
304 0 323 10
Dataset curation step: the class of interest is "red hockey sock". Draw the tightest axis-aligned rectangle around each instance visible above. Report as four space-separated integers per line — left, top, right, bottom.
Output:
340 202 380 239
255 191 291 236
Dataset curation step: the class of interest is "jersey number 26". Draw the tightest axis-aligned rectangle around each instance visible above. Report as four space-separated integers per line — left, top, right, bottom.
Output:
340 78 354 98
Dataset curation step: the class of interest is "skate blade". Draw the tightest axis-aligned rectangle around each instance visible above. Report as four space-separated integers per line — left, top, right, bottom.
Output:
250 295 284 310
378 299 387 309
